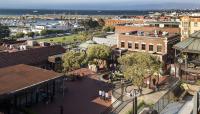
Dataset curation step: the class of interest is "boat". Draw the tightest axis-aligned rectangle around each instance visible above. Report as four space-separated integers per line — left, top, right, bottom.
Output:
33 10 39 13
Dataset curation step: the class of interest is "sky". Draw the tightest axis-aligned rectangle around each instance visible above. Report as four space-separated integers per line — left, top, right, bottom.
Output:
1 0 200 10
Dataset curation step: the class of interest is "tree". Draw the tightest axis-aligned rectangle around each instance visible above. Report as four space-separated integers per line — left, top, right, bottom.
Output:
103 26 111 32
15 32 25 38
87 44 112 60
0 24 10 39
98 18 105 27
103 26 115 32
27 32 35 37
40 30 48 36
87 44 112 69
62 51 86 73
118 53 161 91
82 18 100 30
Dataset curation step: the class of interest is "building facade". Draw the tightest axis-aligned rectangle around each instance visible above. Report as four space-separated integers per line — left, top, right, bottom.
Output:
117 31 180 63
173 31 200 81
104 19 144 27
180 16 200 41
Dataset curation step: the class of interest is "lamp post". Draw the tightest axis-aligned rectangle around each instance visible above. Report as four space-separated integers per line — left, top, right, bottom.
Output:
132 89 140 114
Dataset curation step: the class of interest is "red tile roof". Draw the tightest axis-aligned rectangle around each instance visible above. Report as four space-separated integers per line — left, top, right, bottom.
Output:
0 64 63 96
0 45 66 68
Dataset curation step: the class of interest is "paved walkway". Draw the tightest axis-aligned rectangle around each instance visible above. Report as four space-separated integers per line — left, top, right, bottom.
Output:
32 68 113 114
118 77 179 114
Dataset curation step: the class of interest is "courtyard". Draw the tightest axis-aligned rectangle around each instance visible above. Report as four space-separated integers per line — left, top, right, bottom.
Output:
32 68 114 114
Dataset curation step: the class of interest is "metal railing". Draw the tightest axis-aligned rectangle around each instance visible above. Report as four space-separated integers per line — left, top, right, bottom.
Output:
152 80 181 113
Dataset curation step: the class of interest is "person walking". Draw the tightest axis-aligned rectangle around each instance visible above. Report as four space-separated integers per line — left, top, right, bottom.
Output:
105 92 109 101
101 91 105 100
99 90 102 99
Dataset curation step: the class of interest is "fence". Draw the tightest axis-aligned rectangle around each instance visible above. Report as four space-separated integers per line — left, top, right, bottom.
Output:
152 80 181 113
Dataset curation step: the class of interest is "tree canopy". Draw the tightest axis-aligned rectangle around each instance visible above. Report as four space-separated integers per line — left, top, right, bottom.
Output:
15 32 25 38
40 29 65 36
0 24 10 39
86 44 112 60
62 51 86 72
118 52 161 88
27 32 35 38
81 18 100 30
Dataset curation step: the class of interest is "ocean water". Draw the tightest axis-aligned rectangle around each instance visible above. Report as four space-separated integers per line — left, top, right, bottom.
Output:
0 9 150 16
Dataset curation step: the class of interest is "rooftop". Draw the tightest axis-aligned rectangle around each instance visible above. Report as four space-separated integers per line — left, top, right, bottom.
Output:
0 64 63 96
174 31 200 53
0 45 65 68
121 30 178 38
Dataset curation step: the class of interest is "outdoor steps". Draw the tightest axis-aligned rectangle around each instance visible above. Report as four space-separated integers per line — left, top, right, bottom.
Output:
160 102 185 114
111 100 132 114
177 97 193 114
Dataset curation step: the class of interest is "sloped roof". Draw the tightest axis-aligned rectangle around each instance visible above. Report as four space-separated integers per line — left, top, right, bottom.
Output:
0 64 63 96
174 31 200 53
0 45 66 68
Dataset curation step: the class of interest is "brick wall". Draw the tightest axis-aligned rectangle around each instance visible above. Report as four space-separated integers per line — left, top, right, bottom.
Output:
115 26 180 34
104 19 144 26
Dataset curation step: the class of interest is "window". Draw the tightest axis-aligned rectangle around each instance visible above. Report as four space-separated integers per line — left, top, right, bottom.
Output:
142 44 146 50
135 43 139 49
183 22 188 27
121 42 125 48
157 45 162 52
149 45 154 51
194 22 198 27
128 42 132 49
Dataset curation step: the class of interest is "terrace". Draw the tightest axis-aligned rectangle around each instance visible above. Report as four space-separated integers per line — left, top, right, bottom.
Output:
121 30 178 39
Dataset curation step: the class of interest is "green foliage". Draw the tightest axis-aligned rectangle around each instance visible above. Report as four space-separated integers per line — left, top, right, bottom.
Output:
62 51 86 72
87 44 112 60
0 24 10 39
27 32 35 37
15 32 25 38
103 26 115 32
97 18 105 27
81 18 100 29
127 100 154 114
118 53 161 88
40 29 65 35
37 34 82 43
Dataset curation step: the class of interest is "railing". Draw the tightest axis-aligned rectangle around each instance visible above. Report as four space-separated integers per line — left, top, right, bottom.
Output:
151 80 181 113
101 96 122 114
101 80 132 114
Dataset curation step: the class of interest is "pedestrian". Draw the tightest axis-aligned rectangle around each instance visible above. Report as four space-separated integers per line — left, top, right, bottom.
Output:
99 90 102 99
105 92 109 101
102 91 105 100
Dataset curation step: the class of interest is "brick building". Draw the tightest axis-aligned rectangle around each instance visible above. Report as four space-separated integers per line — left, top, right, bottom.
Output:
115 26 180 34
117 31 180 63
180 16 200 41
104 19 144 27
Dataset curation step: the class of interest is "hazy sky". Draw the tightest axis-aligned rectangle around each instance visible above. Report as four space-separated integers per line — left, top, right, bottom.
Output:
1 0 200 9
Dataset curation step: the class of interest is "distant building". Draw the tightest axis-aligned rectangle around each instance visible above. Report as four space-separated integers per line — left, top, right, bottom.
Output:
115 21 180 34
180 16 200 41
0 41 65 69
104 19 144 27
93 34 117 47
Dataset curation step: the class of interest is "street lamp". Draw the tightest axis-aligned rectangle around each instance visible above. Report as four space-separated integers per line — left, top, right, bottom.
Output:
131 89 140 114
